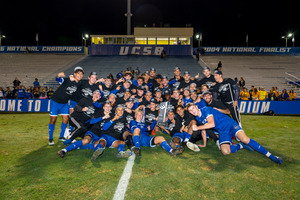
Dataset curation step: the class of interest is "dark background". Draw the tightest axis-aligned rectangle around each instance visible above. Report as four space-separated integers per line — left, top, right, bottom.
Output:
0 0 298 47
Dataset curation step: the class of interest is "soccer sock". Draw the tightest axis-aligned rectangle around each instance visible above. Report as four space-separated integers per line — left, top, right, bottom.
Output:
69 125 74 131
118 144 125 152
78 144 94 150
94 143 103 151
160 141 172 152
230 144 242 154
185 133 192 140
59 122 67 138
63 139 72 146
133 135 140 148
48 123 55 140
125 135 134 149
248 139 277 160
65 140 83 152
248 139 268 155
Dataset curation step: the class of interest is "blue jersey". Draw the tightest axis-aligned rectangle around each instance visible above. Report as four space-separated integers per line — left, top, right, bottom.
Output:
195 99 207 109
196 106 235 133
25 92 33 99
130 121 149 136
183 97 193 107
17 89 25 98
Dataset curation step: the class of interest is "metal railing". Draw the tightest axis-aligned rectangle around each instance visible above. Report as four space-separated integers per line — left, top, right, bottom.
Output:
285 72 300 89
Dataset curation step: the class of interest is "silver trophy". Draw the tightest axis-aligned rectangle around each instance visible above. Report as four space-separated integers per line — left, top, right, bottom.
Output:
157 102 169 126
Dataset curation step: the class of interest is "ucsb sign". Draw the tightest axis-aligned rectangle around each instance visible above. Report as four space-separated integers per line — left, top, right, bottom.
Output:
119 46 164 55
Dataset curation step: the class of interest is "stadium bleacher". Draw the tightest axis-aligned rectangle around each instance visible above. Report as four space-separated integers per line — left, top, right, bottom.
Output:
0 54 86 88
44 55 204 88
198 55 300 97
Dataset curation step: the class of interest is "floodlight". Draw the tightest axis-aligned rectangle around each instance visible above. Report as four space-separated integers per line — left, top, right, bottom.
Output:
196 34 199 39
85 34 89 38
288 33 292 37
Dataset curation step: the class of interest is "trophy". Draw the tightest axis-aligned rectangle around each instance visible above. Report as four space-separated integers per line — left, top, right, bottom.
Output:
157 101 169 126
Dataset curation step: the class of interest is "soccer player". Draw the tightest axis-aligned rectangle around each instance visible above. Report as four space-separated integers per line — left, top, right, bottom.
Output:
144 98 159 135
91 105 134 160
48 66 83 145
130 110 183 157
213 70 241 125
56 101 112 158
178 71 197 92
63 90 102 146
169 67 184 90
195 67 216 91
186 103 283 164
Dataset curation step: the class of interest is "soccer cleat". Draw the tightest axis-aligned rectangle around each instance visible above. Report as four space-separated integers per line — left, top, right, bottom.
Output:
240 142 254 152
170 141 178 149
270 156 283 164
216 140 221 150
117 150 133 158
49 139 54 146
169 148 183 156
186 141 200 152
59 137 66 142
132 147 141 156
182 141 187 147
91 148 104 161
57 150 66 158
176 146 185 154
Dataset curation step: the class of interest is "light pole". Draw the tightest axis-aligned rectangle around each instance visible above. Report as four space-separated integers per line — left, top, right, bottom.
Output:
281 33 293 47
82 34 89 47
196 34 200 48
0 34 5 46
125 0 132 35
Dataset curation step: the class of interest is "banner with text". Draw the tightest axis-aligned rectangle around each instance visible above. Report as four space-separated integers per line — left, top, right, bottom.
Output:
193 47 300 55
0 99 299 114
0 46 84 53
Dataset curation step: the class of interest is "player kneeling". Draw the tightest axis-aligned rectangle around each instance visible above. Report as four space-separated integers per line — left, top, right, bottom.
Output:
130 110 184 157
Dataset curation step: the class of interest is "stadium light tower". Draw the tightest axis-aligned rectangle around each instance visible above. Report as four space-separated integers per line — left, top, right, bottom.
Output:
82 34 89 47
281 33 293 47
196 34 200 48
125 0 133 35
0 34 5 46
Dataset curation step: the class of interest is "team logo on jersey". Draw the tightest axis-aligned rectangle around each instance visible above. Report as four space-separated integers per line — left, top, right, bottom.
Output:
66 86 78 95
168 123 175 131
103 90 110 97
84 106 95 116
126 115 134 123
116 92 124 98
145 113 156 122
206 81 214 89
173 82 180 89
82 88 93 98
218 83 230 93
114 122 124 132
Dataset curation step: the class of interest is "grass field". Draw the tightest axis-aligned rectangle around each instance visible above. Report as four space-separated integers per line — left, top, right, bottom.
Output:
0 113 300 200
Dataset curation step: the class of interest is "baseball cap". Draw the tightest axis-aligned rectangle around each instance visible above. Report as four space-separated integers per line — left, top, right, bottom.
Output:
174 67 181 71
214 70 222 75
124 88 131 93
202 90 212 96
74 66 84 73
150 68 156 72
89 71 97 76
93 90 101 94
125 79 132 84
137 86 145 91
203 67 210 71
164 90 171 95
126 98 134 103
155 74 162 79
109 93 116 98
144 71 149 75
190 90 197 94
150 99 158 104
184 87 190 91
116 104 125 109
162 76 168 80
183 71 190 75
190 83 197 86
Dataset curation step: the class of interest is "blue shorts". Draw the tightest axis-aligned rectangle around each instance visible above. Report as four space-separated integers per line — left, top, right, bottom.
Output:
69 100 77 109
85 131 100 144
171 132 188 143
99 134 119 148
49 99 69 116
140 134 156 147
219 121 243 145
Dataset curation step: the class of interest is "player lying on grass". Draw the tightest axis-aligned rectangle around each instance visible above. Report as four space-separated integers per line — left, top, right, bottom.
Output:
186 103 283 164
57 101 112 158
130 110 184 156
91 105 134 160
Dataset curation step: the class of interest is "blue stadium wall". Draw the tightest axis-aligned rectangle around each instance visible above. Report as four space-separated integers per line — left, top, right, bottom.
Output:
193 47 300 55
0 46 84 53
1 99 300 114
89 45 192 56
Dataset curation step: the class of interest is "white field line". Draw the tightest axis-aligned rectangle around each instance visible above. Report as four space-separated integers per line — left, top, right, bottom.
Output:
112 153 136 200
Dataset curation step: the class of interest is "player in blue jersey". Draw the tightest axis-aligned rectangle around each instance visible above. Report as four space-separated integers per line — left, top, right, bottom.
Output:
186 103 283 164
48 66 83 146
130 110 184 156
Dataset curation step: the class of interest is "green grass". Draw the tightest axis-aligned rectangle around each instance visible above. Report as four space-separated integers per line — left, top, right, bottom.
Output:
0 113 300 199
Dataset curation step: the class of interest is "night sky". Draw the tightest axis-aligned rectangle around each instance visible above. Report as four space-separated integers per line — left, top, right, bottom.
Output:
1 0 298 47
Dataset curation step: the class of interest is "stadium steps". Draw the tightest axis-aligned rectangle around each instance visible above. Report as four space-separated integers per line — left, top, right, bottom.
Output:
200 55 300 97
44 55 205 86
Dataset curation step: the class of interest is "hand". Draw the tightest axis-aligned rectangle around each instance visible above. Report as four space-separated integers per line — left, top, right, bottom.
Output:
112 115 121 121
125 108 132 113
103 114 110 119
195 73 200 79
138 97 143 102
82 107 89 112
116 85 121 90
99 85 103 91
180 125 185 133
57 72 65 78
144 85 148 91
156 116 159 121
192 125 198 131
131 89 136 93
197 144 206 148
233 101 238 108
69 76 75 82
